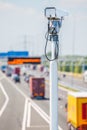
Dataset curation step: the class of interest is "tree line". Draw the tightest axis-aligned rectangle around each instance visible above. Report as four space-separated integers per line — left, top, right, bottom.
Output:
42 54 87 74
58 56 87 73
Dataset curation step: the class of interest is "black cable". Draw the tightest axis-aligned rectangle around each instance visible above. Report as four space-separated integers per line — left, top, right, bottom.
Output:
55 39 59 59
45 32 59 61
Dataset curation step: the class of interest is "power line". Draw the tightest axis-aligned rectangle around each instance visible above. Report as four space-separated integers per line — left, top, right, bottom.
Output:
23 35 27 50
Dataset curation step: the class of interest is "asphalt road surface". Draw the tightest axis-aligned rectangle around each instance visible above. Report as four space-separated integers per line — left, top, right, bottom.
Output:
0 70 68 130
0 76 25 130
59 73 87 91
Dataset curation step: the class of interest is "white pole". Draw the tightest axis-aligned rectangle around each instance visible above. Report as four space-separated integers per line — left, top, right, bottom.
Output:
50 40 58 130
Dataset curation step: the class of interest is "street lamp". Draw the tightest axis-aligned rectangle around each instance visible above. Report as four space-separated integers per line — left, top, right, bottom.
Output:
44 7 67 130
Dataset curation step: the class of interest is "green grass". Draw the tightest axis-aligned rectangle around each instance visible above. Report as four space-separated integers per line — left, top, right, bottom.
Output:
58 84 79 92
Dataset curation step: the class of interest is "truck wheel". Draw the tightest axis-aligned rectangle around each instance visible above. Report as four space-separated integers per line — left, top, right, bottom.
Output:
68 123 72 130
71 126 75 130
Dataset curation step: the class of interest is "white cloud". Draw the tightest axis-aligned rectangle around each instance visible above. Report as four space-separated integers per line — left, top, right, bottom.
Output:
0 2 37 15
59 0 87 9
0 2 16 10
0 2 45 53
60 0 87 5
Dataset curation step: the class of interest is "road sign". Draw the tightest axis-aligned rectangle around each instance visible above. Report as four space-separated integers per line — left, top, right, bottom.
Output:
0 51 29 58
0 53 7 58
8 57 41 65
7 51 29 57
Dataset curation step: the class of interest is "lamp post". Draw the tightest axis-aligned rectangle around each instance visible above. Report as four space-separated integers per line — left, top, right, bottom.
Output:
44 7 64 130
71 15 76 86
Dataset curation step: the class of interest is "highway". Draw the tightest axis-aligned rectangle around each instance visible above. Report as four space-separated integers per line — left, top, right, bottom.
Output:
0 69 69 130
59 73 87 91
0 74 25 130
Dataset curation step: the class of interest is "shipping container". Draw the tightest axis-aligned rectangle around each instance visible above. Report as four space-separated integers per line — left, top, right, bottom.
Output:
13 67 20 76
30 77 45 99
67 92 87 130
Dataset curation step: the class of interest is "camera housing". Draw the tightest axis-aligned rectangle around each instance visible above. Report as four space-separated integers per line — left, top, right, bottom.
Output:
44 7 56 19
44 7 63 35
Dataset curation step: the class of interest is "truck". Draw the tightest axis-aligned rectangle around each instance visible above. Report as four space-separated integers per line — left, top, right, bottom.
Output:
29 77 45 99
12 67 20 82
13 67 20 76
1 65 7 73
67 91 87 130
6 66 13 76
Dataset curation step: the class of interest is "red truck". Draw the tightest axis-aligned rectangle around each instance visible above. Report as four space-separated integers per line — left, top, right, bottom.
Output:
29 77 45 99
12 67 21 83
13 67 20 76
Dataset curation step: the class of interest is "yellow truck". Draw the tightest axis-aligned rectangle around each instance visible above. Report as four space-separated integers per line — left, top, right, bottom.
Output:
67 92 87 130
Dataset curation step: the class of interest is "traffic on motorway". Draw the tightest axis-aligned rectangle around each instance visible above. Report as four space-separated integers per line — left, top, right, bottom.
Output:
0 63 68 130
0 63 87 130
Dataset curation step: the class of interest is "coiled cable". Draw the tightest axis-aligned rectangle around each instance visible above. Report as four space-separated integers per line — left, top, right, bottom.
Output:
45 32 59 61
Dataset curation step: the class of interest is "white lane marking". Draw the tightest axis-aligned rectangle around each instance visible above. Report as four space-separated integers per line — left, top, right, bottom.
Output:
4 76 27 98
30 102 63 130
31 102 49 124
1 73 63 130
27 102 31 127
22 98 28 130
58 126 63 130
0 76 5 81
30 125 49 128
0 82 9 117
0 74 28 130
60 105 63 109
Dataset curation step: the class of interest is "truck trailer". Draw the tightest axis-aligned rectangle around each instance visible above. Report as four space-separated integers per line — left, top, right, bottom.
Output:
12 67 20 83
13 67 20 76
29 77 45 99
67 92 87 130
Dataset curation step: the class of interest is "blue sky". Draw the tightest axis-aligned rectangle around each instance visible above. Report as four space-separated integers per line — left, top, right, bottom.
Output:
0 0 87 56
